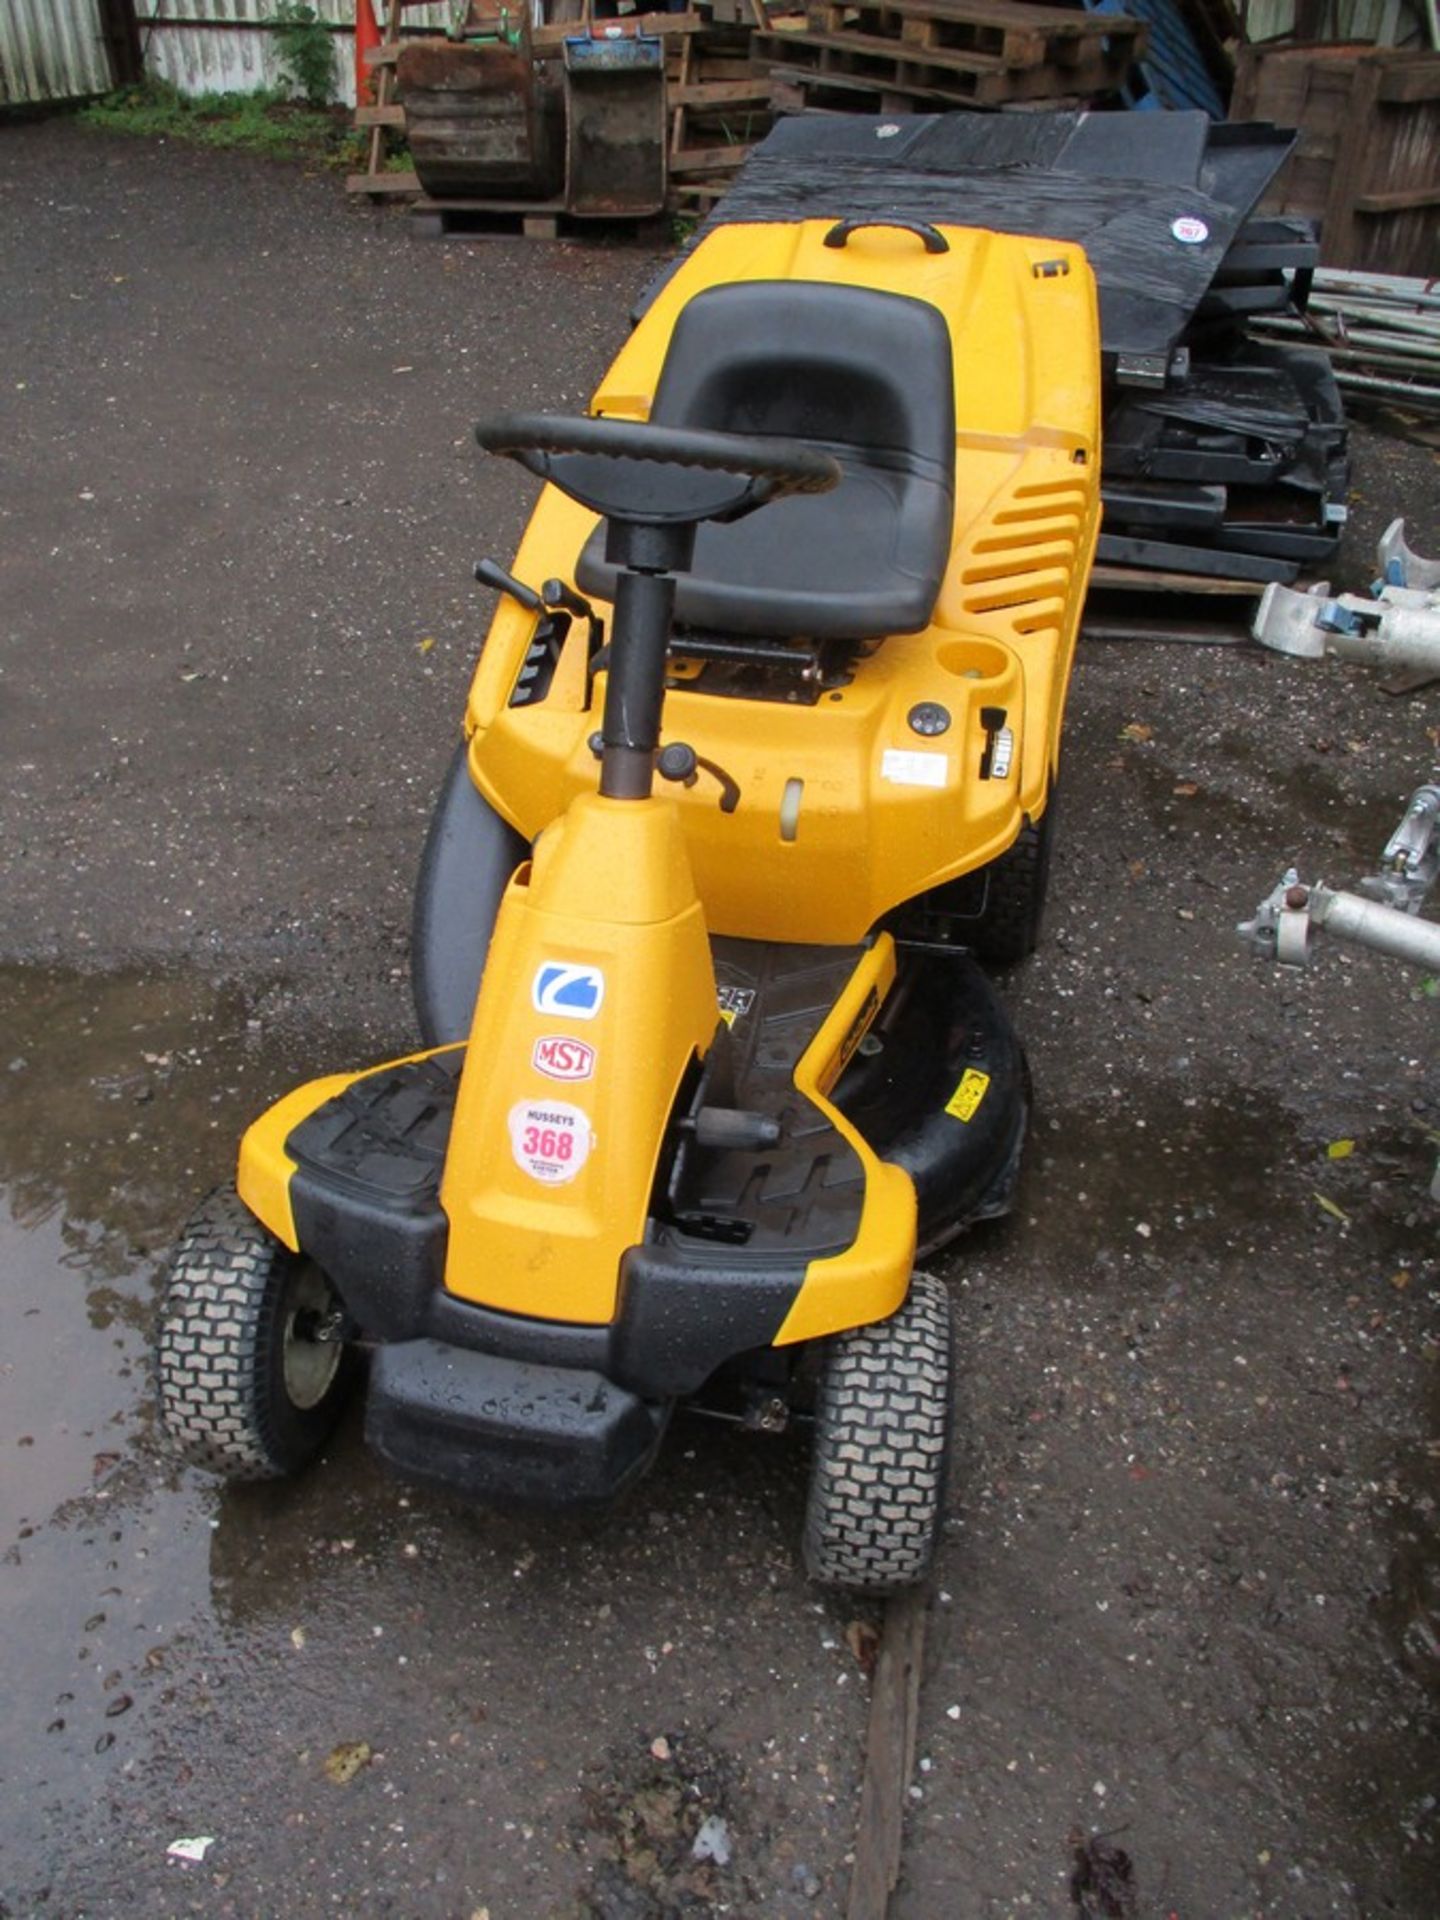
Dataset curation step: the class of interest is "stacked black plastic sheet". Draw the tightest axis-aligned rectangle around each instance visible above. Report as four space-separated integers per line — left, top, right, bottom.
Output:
648 112 1347 587
1100 211 1345 584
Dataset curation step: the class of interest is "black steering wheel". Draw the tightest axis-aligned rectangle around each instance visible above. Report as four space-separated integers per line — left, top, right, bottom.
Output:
475 410 841 528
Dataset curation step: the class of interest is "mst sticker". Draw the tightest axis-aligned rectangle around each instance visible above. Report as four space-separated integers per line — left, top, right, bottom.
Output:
532 1035 595 1082
717 984 756 1030
532 962 604 1020
1171 214 1210 246
945 1068 991 1123
509 1099 592 1184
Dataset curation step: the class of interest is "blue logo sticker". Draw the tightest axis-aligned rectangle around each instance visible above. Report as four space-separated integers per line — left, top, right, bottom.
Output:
532 962 605 1020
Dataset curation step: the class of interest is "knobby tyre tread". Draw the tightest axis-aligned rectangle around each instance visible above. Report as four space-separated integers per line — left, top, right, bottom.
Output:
156 1185 346 1481
803 1270 955 1592
972 790 1057 967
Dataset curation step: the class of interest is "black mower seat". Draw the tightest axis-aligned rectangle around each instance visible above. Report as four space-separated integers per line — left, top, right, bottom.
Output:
576 282 956 642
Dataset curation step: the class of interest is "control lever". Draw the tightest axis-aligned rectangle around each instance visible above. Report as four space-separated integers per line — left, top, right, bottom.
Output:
656 741 742 814
978 705 1012 781
542 577 603 645
543 577 606 706
684 1107 782 1150
474 557 542 612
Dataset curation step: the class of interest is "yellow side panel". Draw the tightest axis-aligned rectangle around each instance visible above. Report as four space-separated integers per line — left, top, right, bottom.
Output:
463 219 1102 944
440 793 717 1325
771 937 918 1346
236 1048 463 1252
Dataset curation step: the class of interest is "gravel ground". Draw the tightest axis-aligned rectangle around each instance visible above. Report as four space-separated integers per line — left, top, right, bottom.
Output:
0 114 1436 1919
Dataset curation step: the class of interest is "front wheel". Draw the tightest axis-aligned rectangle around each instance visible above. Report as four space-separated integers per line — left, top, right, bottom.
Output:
802 1271 955 1592
156 1186 351 1480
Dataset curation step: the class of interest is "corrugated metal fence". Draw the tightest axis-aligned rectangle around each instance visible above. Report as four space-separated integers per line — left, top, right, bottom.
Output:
140 2 449 110
0 2 453 110
1244 0 1429 41
0 0 113 105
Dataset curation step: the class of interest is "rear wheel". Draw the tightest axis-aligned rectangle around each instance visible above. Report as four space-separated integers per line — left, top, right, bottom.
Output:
972 789 1057 966
802 1271 954 1592
156 1186 351 1480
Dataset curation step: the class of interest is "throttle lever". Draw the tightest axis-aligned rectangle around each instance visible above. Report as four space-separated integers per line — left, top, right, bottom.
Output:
657 741 742 814
543 577 605 654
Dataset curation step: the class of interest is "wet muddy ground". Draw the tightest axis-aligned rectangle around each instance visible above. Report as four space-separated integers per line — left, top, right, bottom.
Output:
2 117 1437 1918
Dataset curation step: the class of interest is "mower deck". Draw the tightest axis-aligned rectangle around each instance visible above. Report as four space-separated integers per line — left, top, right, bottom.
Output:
277 937 1024 1502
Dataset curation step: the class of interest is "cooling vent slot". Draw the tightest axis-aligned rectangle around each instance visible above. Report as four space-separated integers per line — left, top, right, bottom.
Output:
959 480 1088 619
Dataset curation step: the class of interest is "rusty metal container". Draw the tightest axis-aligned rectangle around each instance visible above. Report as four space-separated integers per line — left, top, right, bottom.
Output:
563 32 667 217
398 38 565 202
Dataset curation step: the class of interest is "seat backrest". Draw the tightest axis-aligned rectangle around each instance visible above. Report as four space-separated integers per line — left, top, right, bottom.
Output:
650 281 955 479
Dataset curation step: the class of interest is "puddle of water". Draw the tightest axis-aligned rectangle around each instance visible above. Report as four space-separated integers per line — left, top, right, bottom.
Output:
0 1204 146 1542
0 964 326 1281
0 965 376 1864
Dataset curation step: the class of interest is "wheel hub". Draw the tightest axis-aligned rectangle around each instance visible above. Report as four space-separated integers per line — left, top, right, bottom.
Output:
282 1265 344 1411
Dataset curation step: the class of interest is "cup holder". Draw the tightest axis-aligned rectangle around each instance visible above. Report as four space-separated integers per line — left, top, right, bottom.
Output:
936 639 1011 683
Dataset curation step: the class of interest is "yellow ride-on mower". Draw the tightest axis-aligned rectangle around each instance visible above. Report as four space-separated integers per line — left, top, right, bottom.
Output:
157 216 1100 1590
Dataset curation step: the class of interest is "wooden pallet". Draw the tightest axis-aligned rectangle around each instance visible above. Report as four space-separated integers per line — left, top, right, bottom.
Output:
767 59 964 110
348 0 413 199
407 194 669 240
667 23 774 213
755 22 1135 105
534 9 707 49
805 0 1142 72
1082 565 1263 644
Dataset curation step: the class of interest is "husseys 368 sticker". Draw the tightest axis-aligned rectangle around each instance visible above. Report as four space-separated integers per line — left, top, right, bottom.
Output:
509 1099 592 1185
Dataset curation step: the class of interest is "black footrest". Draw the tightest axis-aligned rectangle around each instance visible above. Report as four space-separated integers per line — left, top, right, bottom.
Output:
286 1053 461 1340
660 940 869 1259
288 1050 461 1205
653 938 1026 1261
366 1339 667 1507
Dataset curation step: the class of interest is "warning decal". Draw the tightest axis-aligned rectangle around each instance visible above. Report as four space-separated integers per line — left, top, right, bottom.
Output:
509 1099 593 1185
717 984 755 1030
945 1068 991 1123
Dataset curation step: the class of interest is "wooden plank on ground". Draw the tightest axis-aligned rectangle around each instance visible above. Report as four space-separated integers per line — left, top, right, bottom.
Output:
1088 563 1266 596
346 169 421 196
846 1587 927 1920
